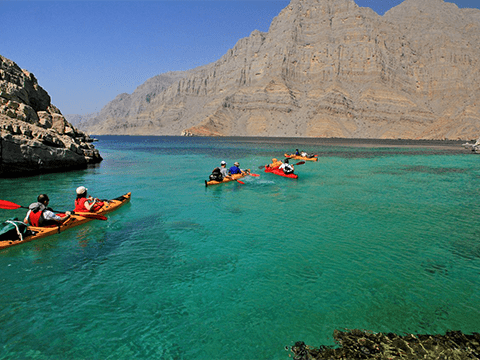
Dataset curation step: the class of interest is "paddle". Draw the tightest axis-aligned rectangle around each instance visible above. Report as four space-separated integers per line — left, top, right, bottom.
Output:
237 172 261 183
0 200 107 221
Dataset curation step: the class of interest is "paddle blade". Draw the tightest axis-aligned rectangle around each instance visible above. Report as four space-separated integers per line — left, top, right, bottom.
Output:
237 180 245 184
295 161 306 165
0 200 23 210
249 173 260 177
258 165 265 169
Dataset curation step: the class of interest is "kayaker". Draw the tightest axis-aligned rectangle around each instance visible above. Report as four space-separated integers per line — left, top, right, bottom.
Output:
219 161 233 180
229 162 243 175
300 150 315 158
279 159 295 175
295 149 300 156
267 158 282 169
24 194 71 226
75 186 104 212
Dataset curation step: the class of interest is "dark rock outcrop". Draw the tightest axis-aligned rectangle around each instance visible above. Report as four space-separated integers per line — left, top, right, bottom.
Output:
291 329 480 359
0 54 102 177
78 0 480 140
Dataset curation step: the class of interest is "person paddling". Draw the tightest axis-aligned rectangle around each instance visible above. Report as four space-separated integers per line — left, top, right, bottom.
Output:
24 194 71 226
266 158 282 169
219 161 233 180
300 150 315 158
74 186 104 212
279 158 295 175
229 162 249 175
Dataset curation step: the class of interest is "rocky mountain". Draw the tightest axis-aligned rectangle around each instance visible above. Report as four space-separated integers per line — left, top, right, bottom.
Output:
80 0 480 140
77 70 197 135
0 55 102 177
65 112 99 127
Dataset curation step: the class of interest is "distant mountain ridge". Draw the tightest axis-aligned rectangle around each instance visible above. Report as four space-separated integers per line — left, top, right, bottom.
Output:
65 112 98 127
78 0 480 140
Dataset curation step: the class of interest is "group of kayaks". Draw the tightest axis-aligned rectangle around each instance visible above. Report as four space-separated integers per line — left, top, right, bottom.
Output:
0 192 131 250
205 152 318 186
2 152 317 248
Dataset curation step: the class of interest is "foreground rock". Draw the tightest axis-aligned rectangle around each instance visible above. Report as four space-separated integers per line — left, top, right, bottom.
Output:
79 0 480 140
0 55 102 177
291 329 480 359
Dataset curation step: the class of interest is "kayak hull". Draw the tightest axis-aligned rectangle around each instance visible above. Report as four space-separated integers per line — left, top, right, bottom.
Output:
264 166 298 179
0 192 131 250
284 153 318 161
205 170 250 187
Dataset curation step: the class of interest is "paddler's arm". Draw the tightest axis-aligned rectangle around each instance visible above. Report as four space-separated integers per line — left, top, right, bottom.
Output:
45 210 72 224
84 197 98 211
60 211 72 223
23 210 31 224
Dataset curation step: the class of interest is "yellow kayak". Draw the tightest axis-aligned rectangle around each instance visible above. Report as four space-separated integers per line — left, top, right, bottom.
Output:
0 192 131 250
284 153 318 161
205 170 250 187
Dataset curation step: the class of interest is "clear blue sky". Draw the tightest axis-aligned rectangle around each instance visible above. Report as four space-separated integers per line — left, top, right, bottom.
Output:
2 0 479 115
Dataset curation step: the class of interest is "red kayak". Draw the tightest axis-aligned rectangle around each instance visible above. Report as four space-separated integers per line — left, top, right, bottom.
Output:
264 166 298 179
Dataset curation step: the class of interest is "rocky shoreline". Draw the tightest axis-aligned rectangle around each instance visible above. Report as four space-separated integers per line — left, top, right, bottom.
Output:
0 54 102 177
290 330 480 359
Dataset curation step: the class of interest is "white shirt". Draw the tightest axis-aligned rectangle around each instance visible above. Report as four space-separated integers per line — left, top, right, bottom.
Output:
279 163 293 172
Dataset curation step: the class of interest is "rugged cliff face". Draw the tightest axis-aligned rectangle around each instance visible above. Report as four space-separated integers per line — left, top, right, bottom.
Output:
80 0 480 140
0 55 102 177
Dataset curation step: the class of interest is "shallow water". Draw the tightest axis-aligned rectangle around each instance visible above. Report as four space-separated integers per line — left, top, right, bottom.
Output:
1 136 479 359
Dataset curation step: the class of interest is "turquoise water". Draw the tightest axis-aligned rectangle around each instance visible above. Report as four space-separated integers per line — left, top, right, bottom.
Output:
1 136 480 359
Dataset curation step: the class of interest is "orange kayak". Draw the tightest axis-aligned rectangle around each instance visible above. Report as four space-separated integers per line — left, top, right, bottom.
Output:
205 170 250 187
284 153 318 161
0 192 131 250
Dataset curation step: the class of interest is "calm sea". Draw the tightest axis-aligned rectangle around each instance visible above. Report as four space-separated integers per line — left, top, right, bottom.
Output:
1 136 479 359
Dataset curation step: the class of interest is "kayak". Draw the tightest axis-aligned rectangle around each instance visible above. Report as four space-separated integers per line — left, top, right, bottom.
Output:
264 166 298 179
205 170 251 187
0 192 131 250
284 153 318 161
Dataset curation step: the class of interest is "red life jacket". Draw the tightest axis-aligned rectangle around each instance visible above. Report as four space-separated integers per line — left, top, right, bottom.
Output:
28 210 44 227
75 197 104 212
92 201 104 212
74 198 89 212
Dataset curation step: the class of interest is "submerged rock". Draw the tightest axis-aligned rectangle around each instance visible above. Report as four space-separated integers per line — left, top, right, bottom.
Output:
291 329 480 359
0 54 102 177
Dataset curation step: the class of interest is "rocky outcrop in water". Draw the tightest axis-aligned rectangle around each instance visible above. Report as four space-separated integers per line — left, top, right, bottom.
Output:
291 329 480 359
0 55 102 177
78 0 480 140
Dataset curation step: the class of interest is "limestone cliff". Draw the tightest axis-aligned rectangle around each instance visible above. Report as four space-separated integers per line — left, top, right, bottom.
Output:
0 55 102 177
80 0 480 140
